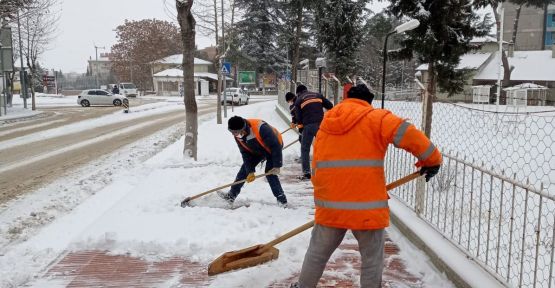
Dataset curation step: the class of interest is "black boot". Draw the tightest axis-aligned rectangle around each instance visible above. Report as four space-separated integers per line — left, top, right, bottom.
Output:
297 173 311 181
217 191 235 204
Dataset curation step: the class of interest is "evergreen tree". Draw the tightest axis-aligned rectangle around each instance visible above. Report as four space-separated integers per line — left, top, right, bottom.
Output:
388 0 491 137
277 0 319 87
388 0 492 96
357 13 416 89
235 0 287 75
314 0 370 82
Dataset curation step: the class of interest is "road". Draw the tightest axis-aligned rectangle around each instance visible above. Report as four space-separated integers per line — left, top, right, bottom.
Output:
0 96 273 205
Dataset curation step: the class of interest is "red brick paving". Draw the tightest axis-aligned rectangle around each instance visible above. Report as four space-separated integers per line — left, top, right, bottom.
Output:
42 234 424 288
38 164 428 287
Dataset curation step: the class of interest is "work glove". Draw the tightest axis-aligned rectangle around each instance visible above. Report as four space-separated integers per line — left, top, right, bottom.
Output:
290 122 296 129
246 172 256 183
268 167 280 175
419 165 440 182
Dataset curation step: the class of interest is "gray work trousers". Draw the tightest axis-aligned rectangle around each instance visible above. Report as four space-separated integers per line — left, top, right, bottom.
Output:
298 224 385 288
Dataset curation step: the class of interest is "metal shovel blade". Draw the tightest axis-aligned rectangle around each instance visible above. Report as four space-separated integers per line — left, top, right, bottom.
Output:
180 197 192 207
208 244 279 276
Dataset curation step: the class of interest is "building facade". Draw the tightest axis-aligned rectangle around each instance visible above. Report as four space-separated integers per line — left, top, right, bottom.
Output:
502 3 555 50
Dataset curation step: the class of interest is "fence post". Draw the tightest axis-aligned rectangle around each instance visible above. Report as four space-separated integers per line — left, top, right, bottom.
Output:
415 79 433 216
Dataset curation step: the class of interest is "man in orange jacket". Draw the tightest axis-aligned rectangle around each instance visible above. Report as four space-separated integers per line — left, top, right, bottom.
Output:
292 84 442 288
219 116 288 207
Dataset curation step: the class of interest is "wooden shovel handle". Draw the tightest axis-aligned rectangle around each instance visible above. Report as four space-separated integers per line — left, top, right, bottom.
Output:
263 220 315 249
282 139 299 151
280 127 292 134
385 171 421 191
260 171 422 250
184 172 273 202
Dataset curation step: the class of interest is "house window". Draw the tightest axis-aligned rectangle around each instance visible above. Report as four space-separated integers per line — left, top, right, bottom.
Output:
552 14 555 22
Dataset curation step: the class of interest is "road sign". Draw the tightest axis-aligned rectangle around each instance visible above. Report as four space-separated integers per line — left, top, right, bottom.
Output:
42 75 56 87
238 71 256 85
222 62 231 75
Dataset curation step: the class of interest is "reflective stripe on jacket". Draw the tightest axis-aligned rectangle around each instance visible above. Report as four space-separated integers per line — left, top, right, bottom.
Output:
237 119 283 154
311 98 442 230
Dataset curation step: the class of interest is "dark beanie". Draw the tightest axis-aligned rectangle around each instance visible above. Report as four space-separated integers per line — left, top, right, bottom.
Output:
347 84 374 103
228 116 246 130
285 92 296 102
296 85 307 94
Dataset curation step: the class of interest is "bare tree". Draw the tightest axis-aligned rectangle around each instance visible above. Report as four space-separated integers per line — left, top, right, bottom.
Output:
176 0 198 160
111 19 183 90
17 0 59 110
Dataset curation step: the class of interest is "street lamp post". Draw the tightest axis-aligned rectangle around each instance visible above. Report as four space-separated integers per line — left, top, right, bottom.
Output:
17 10 27 109
316 57 326 94
381 19 420 109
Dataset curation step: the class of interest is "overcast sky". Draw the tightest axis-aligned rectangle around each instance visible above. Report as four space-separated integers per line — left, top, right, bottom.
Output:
41 0 389 74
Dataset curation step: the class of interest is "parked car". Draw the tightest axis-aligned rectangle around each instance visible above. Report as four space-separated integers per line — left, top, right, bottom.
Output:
118 82 138 97
221 87 249 105
77 89 129 107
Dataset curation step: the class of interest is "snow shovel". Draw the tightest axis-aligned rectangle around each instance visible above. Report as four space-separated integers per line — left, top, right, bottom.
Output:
180 172 273 207
181 139 298 207
280 127 293 134
207 171 422 276
282 139 299 151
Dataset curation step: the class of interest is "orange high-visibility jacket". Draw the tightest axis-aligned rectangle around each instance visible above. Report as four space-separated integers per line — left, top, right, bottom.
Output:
311 98 442 230
237 119 283 154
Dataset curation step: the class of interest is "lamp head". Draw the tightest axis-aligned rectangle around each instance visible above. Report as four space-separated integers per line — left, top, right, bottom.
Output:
394 19 420 34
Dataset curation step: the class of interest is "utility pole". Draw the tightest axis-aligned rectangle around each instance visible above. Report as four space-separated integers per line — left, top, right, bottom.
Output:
94 45 105 88
496 4 504 107
17 10 27 109
221 0 227 118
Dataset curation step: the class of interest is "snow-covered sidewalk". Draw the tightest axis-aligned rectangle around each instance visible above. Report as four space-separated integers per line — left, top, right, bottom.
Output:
0 101 453 287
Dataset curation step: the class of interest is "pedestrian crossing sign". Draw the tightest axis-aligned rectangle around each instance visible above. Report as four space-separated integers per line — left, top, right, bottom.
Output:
222 62 231 75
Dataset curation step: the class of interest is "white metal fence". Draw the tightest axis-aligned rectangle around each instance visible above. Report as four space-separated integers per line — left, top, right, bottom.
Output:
277 86 555 287
385 97 555 288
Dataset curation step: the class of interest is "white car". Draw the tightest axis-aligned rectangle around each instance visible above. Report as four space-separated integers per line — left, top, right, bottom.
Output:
221 87 250 105
77 89 129 107
118 83 138 97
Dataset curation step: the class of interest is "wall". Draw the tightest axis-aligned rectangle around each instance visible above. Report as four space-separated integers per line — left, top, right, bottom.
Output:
503 3 545 50
151 63 210 75
546 7 555 48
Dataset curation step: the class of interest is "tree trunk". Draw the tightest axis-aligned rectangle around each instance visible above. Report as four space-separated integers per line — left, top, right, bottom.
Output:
511 4 523 47
291 0 302 92
177 0 198 160
213 0 222 124
491 1 512 98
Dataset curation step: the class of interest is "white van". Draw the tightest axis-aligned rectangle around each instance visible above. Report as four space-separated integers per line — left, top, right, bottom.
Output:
118 82 138 97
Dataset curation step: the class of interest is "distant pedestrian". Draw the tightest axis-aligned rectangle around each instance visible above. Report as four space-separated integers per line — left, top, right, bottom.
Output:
291 84 442 288
285 92 302 160
294 85 333 180
112 85 120 95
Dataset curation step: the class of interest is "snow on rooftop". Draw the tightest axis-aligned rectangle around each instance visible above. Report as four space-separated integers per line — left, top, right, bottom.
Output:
470 36 497 43
152 54 212 65
503 83 548 90
475 50 555 82
153 69 232 80
416 53 492 71
153 68 183 77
